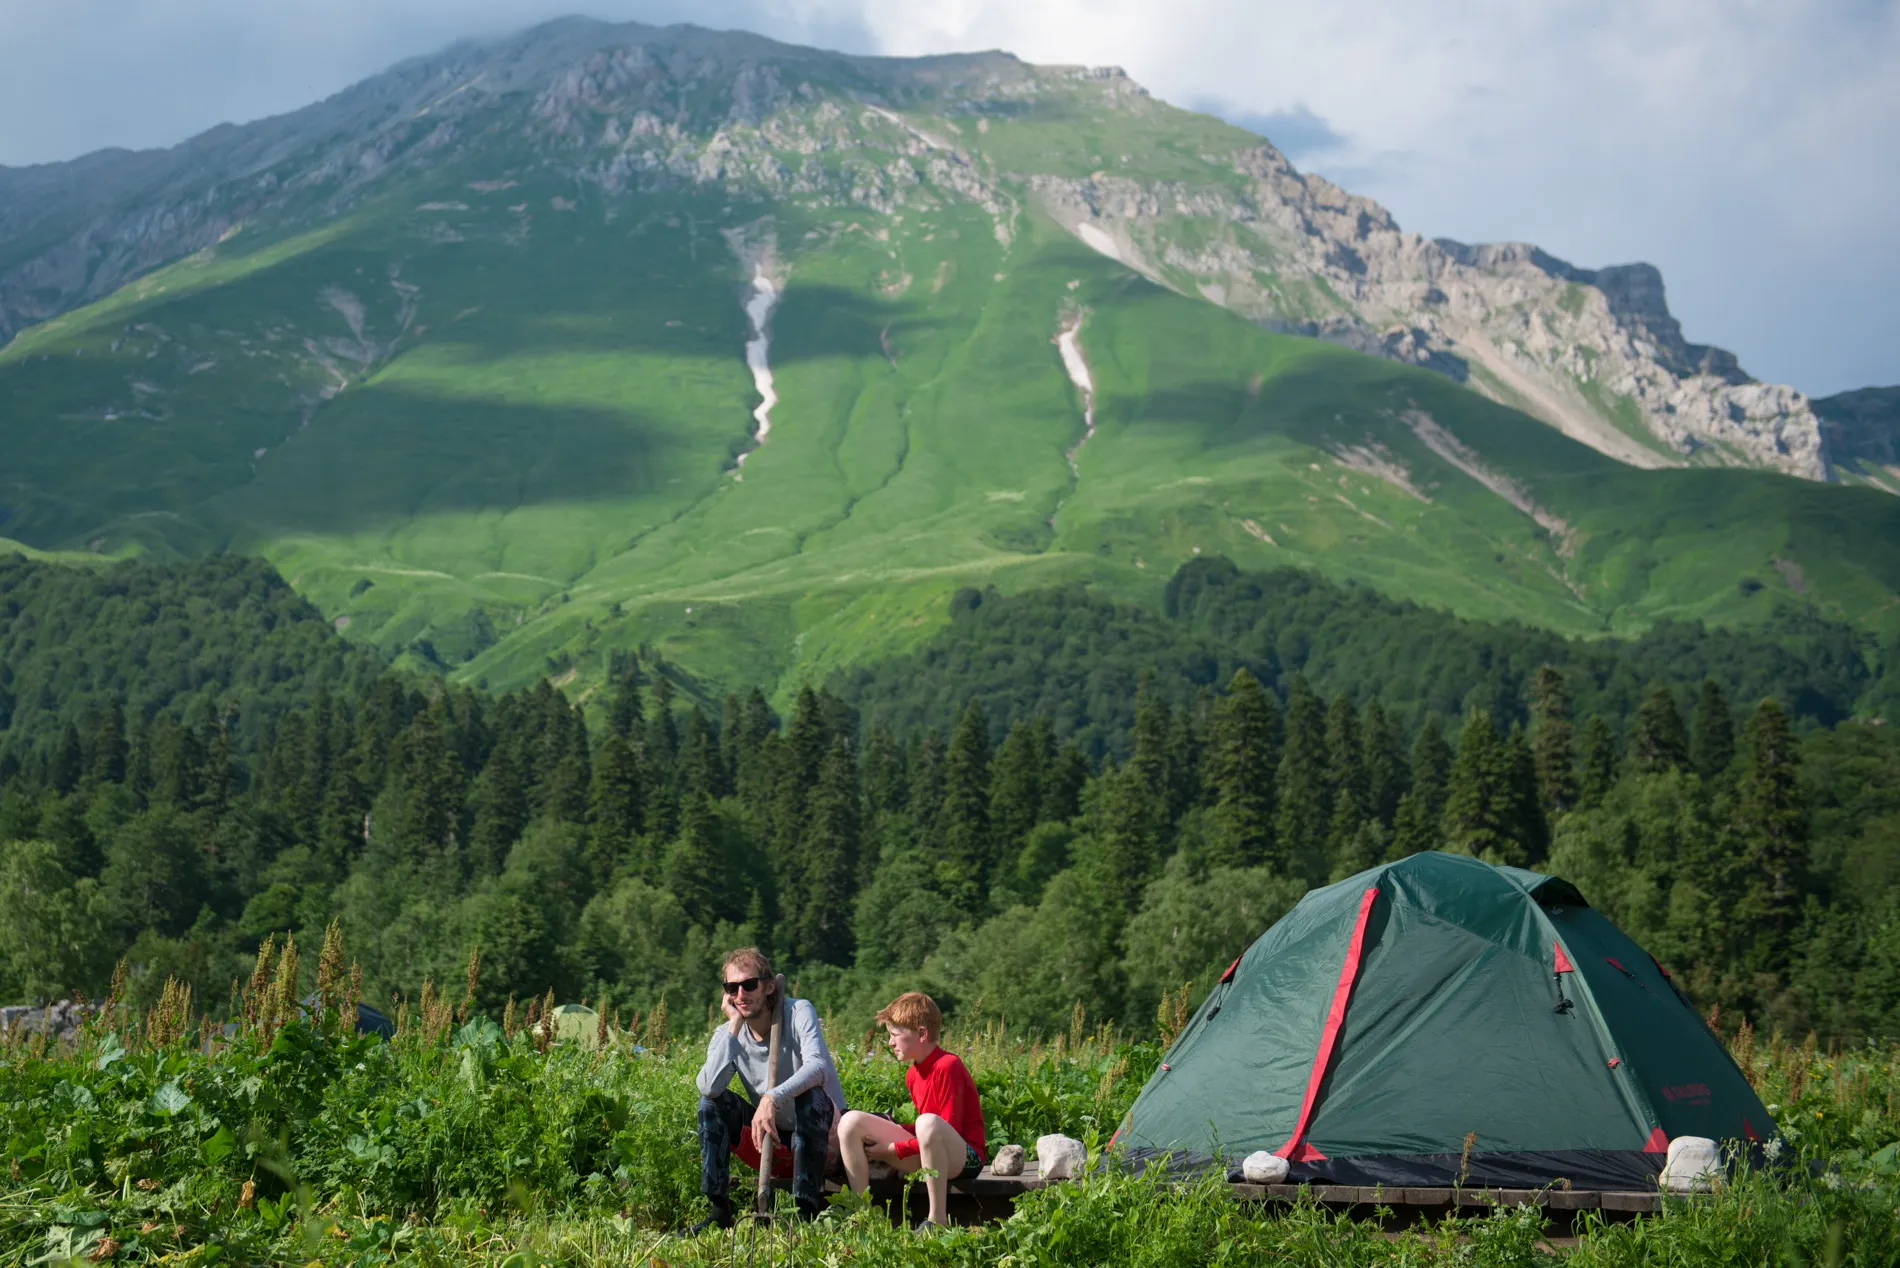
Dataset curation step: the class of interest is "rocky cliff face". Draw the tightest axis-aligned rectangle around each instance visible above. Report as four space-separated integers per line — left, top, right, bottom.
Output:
1814 386 1900 493
0 16 1857 486
1027 148 1831 480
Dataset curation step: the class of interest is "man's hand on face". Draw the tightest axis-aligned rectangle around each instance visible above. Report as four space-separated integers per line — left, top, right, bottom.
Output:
751 1094 780 1153
721 990 745 1034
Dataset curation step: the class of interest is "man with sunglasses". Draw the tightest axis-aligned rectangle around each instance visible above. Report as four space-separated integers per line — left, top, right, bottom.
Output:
689 946 846 1231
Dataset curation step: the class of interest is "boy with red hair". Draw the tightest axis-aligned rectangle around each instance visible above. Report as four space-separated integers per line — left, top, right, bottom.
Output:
836 991 987 1229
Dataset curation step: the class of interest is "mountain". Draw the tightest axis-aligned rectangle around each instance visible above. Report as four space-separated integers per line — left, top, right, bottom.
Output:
1814 386 1900 493
3 16 1898 702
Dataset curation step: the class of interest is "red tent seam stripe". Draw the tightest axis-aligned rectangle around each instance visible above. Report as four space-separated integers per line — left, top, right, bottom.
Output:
1275 884 1379 1160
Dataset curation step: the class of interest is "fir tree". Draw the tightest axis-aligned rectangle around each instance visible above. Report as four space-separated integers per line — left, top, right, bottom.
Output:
664 791 728 929
1274 678 1329 884
1528 665 1578 819
588 733 643 883
938 700 995 911
1578 715 1619 807
607 662 644 740
1207 669 1279 869
989 716 1051 869
1127 677 1171 809
1042 743 1091 825
1733 697 1807 971
1323 693 1369 876
1097 761 1162 912
84 699 127 787
862 721 908 820
1690 679 1736 781
1441 710 1521 864
470 740 530 876
1630 684 1691 775
908 731 946 827
788 738 861 965
1362 698 1407 829
49 723 82 796
1503 723 1546 864
680 708 726 798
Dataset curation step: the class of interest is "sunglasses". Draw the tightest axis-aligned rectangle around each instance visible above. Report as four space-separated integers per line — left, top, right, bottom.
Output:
722 976 764 996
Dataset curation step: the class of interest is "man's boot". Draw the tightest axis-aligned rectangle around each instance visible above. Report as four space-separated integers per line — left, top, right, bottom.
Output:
680 1197 735 1236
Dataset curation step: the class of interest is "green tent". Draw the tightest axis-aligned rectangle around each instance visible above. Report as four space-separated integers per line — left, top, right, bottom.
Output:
1117 852 1772 1189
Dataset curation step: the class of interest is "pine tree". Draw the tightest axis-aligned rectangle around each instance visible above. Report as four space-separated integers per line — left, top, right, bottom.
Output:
1690 679 1736 781
1323 694 1369 876
1041 743 1091 824
1578 715 1619 806
1441 710 1521 864
1528 665 1578 819
989 716 1051 869
1165 702 1206 821
1097 761 1162 912
607 662 644 740
50 723 82 796
938 701 994 912
1503 723 1546 864
85 699 127 786
1127 677 1171 809
1362 699 1408 829
664 791 729 928
1630 684 1690 775
1207 669 1279 868
588 733 643 883
908 731 946 827
788 739 860 965
646 677 680 777
862 721 908 819
1733 698 1807 972
1274 678 1329 884
471 740 530 875
397 704 465 854
680 708 725 798
769 688 831 938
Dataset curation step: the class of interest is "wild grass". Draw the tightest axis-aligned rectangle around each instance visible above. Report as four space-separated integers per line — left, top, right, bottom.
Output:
1 947 1895 1266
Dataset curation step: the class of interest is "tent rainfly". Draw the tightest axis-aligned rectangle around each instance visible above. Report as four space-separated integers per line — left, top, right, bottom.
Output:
1117 851 1773 1190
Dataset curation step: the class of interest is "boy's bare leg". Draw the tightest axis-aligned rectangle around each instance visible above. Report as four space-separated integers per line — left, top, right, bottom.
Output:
836 1110 921 1194
913 1113 968 1226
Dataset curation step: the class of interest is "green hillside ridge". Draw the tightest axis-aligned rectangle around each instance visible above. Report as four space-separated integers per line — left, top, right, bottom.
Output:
3 22 1898 707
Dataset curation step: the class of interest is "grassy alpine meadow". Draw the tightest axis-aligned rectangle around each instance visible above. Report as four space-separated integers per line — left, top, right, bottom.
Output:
2 943 1896 1266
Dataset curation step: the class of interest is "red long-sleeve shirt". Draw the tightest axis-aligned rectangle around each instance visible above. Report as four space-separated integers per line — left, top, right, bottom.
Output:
889 1046 987 1163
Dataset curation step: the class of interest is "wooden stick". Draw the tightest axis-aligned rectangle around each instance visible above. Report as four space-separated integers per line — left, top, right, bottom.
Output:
756 973 788 1217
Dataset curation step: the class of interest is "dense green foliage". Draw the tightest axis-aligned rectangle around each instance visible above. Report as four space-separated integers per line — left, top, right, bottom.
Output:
4 552 1899 1047
0 998 1894 1265
833 558 1889 760
0 552 384 762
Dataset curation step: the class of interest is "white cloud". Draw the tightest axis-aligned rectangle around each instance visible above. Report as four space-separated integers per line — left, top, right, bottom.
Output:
0 0 1893 393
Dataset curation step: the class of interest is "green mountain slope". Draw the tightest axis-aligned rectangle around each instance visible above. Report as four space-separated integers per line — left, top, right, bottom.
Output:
3 19 1898 704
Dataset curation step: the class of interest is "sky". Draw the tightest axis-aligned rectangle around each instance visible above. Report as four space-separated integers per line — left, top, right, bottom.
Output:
1 0 1894 396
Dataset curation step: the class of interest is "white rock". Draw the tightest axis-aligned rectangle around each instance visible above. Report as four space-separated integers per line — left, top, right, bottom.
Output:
1035 1133 1086 1180
1658 1136 1722 1193
1241 1150 1289 1184
990 1144 1025 1176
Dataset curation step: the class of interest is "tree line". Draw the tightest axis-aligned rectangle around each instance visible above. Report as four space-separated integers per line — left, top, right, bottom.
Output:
0 551 1895 1043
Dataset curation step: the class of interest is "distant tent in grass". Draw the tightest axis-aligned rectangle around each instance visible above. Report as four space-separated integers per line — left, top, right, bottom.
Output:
1117 851 1773 1189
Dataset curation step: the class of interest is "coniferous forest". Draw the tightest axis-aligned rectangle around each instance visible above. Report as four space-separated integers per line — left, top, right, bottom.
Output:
2 550 1897 1044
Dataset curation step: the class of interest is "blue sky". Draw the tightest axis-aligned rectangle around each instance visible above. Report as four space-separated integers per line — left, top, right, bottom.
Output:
1 0 1894 397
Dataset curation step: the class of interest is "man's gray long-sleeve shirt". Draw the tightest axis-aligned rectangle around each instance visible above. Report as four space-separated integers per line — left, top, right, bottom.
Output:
695 997 847 1130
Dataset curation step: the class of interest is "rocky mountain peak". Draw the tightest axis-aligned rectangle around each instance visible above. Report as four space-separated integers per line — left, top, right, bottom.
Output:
0 17 1879 490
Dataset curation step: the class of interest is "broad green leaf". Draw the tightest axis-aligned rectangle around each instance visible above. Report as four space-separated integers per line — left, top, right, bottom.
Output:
148 1081 192 1116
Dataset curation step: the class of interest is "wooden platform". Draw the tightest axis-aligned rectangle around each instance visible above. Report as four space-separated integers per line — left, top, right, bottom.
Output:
815 1167 1671 1226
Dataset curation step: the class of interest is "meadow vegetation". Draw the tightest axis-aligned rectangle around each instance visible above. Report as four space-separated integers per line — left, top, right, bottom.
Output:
0 959 1894 1265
